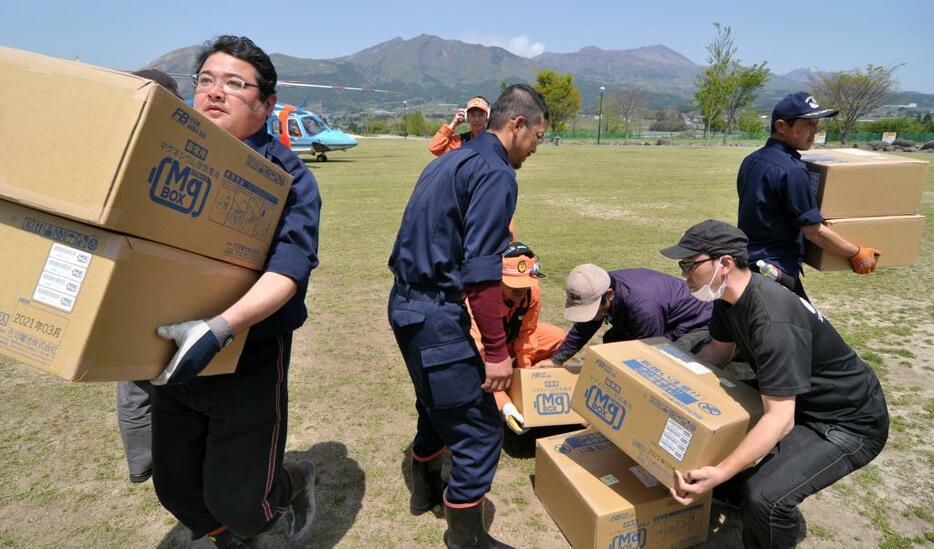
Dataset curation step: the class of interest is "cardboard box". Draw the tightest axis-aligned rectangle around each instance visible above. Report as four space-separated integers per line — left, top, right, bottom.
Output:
0 199 257 381
571 340 762 491
508 366 584 428
801 148 928 218
536 428 711 549
804 215 925 271
0 46 293 271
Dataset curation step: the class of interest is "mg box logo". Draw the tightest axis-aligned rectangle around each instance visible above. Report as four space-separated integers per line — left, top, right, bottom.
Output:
148 157 211 216
534 392 570 415
584 385 626 430
609 528 647 549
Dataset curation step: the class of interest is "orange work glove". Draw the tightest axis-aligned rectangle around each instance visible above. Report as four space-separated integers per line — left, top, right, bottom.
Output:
849 247 881 274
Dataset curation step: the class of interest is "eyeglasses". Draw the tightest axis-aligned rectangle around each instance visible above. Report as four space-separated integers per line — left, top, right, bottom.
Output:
678 257 717 273
535 131 545 144
192 73 260 94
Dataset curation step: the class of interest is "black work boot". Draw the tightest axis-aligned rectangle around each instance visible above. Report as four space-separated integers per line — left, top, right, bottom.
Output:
443 501 513 549
284 460 316 544
208 529 257 548
410 453 445 515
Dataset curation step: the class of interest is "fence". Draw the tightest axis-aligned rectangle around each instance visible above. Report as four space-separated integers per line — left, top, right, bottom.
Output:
550 130 934 144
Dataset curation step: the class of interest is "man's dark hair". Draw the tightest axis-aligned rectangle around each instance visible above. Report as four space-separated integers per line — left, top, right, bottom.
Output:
195 35 277 100
488 84 549 131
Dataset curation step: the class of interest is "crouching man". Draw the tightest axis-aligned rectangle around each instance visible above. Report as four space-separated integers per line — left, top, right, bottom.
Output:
660 219 888 548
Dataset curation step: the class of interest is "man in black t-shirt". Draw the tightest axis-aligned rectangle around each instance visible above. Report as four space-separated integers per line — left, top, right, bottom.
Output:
659 219 888 549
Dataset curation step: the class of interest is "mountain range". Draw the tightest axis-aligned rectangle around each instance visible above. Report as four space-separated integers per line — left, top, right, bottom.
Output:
145 34 933 113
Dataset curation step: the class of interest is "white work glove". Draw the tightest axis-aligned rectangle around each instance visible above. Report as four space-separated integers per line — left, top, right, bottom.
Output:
151 316 233 386
502 402 528 435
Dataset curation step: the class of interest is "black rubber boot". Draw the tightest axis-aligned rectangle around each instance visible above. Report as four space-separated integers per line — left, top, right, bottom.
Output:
208 529 257 548
410 453 444 515
443 501 513 549
284 460 316 544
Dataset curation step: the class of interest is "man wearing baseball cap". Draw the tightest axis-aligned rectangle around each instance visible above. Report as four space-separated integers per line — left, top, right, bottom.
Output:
429 96 491 156
552 264 712 366
660 219 888 548
737 91 881 301
467 244 567 434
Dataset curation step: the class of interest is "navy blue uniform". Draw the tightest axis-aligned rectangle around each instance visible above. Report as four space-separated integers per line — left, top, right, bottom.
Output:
388 132 516 504
737 138 823 295
152 129 321 539
552 269 712 363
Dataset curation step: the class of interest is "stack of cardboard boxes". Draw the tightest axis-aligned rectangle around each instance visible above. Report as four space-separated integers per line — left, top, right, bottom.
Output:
535 339 763 547
0 47 293 381
800 149 928 270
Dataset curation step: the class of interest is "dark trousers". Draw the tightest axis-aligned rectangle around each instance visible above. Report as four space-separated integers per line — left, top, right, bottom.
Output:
117 380 154 480
717 423 887 548
151 334 293 539
389 286 502 504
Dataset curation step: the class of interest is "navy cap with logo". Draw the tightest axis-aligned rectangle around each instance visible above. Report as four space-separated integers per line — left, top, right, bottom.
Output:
660 219 749 261
771 91 838 124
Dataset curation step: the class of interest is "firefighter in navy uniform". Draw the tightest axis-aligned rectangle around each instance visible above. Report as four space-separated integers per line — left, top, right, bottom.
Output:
148 37 321 548
388 84 548 549
737 91 881 300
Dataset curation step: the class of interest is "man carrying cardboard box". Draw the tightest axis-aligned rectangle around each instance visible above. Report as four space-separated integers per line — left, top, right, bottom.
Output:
467 243 567 434
388 84 548 548
659 219 888 548
147 36 322 548
737 91 881 300
551 265 712 365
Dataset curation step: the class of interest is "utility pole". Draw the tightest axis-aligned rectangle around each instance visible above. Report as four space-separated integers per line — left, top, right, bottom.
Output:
597 86 605 145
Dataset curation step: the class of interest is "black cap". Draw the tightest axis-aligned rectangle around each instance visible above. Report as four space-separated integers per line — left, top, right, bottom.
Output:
133 69 182 99
660 219 749 261
771 91 838 124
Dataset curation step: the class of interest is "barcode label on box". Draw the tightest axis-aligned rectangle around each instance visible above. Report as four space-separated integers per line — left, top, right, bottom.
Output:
659 417 693 461
33 243 91 313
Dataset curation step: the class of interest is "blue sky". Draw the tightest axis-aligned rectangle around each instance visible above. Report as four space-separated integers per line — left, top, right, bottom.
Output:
3 0 932 92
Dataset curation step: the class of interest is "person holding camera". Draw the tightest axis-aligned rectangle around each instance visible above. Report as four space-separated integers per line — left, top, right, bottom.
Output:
428 96 491 156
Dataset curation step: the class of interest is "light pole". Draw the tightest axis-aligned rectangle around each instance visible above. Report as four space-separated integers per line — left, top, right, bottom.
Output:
402 100 407 140
597 86 605 145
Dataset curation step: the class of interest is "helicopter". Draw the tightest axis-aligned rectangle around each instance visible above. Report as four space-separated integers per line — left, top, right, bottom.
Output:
269 103 357 162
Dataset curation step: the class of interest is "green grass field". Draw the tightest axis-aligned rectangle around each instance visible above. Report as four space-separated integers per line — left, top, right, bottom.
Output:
1 138 932 548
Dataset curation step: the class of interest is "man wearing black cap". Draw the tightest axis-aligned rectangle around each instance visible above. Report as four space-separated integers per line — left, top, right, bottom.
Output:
660 219 888 549
737 91 881 300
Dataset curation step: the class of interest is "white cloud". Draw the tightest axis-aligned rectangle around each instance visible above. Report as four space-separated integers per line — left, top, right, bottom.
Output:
460 34 546 58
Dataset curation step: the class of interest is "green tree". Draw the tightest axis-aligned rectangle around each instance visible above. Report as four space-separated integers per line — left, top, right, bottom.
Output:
499 80 509 96
534 70 581 132
650 107 687 131
737 108 765 134
694 23 770 143
810 64 901 144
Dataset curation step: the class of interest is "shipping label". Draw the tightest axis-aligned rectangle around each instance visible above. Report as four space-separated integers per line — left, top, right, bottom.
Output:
659 417 693 461
32 243 92 313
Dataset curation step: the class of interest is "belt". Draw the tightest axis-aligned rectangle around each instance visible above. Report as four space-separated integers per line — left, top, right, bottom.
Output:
393 282 465 302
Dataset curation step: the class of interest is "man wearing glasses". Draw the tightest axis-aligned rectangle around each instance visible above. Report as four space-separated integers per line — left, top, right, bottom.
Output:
660 219 888 548
388 84 547 548
149 36 321 548
737 92 881 301
551 264 712 367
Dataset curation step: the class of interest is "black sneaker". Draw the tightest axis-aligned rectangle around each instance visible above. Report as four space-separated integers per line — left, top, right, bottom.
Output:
284 460 316 543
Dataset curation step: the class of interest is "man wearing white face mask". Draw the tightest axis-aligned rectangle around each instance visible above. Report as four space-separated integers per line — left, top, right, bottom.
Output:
659 219 889 549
